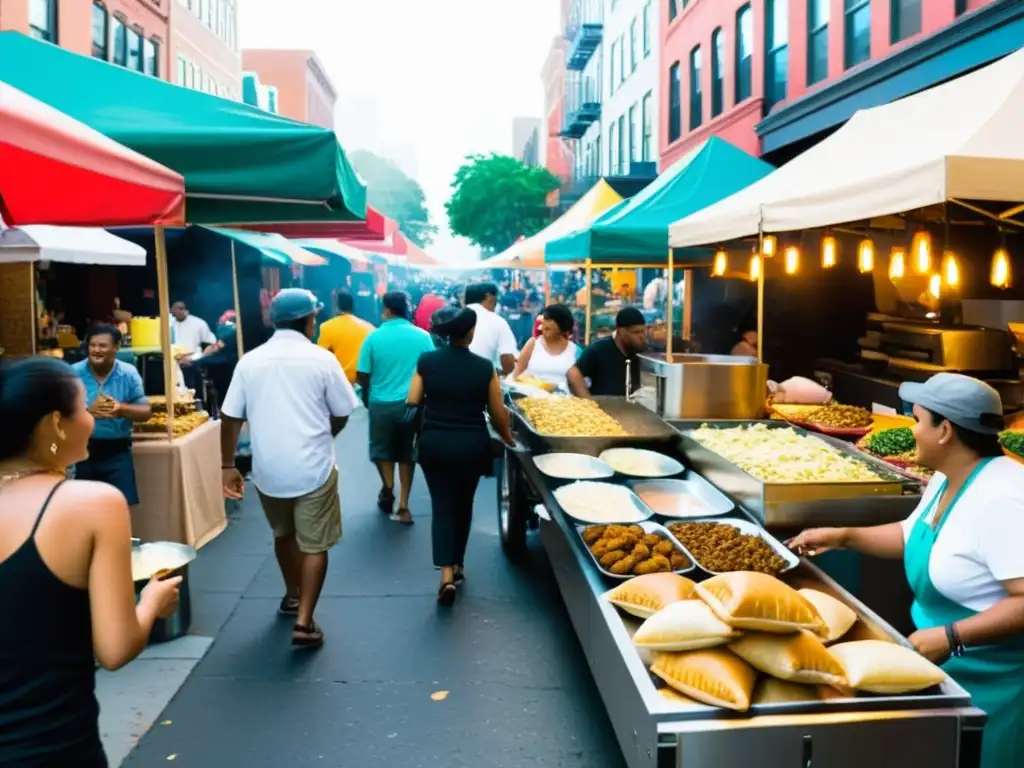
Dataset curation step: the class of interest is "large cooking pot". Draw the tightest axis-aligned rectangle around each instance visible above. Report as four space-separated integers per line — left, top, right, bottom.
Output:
131 541 197 644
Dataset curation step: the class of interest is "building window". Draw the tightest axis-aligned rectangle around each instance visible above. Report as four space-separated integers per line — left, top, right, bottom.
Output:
735 5 753 102
594 135 602 175
954 0 967 15
619 35 626 85
688 45 703 130
610 40 619 93
711 28 725 117
177 56 187 85
641 91 653 161
609 121 619 176
127 27 143 71
144 38 159 77
616 115 625 172
642 1 652 57
629 103 639 164
668 62 681 142
844 0 871 69
92 2 109 59
29 0 58 43
808 0 829 85
630 18 638 72
891 0 921 42
668 0 677 24
764 0 788 110
112 17 128 66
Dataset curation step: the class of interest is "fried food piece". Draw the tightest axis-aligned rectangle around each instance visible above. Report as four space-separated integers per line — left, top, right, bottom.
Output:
603 533 639 553
590 539 612 557
609 554 640 575
627 525 645 537
582 526 606 544
652 539 676 557
604 525 630 539
670 551 691 571
633 554 672 575
642 533 662 548
600 549 628 567
631 542 651 559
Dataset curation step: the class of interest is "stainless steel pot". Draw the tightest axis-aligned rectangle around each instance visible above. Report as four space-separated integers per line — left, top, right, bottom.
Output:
131 541 197 644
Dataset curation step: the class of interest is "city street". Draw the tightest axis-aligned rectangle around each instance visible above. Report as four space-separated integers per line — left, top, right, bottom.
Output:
123 409 627 767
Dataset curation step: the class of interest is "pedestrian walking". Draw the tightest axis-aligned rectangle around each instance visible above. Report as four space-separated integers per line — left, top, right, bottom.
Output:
220 289 358 649
406 307 515 606
317 289 373 385
0 356 181 767
356 291 435 525
465 282 519 375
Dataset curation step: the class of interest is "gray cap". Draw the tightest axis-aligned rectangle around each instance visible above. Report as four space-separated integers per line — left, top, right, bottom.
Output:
899 373 1004 434
269 288 323 324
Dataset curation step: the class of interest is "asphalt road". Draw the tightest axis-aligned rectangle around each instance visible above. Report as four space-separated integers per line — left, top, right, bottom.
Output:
125 409 627 767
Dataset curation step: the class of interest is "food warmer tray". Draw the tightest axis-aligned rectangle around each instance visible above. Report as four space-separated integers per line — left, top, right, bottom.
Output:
512 451 984 768
627 472 735 517
509 395 679 456
576 520 696 579
662 515 799 575
671 420 923 528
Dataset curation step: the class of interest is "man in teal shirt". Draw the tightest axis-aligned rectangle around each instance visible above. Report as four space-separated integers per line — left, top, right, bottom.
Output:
356 292 434 524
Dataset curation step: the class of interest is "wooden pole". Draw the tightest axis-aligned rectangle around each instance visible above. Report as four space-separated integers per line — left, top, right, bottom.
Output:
756 224 765 363
154 225 175 440
230 240 245 358
665 251 673 356
682 268 693 344
544 265 552 306
29 264 38 355
584 259 593 345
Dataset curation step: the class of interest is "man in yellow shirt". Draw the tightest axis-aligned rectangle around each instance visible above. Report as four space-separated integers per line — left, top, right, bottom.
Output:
317 291 374 383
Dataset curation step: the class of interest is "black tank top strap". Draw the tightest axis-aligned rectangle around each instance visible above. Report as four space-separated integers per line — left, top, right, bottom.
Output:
29 479 67 538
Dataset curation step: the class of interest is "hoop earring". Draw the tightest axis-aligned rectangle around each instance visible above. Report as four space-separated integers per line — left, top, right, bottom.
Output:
50 443 58 455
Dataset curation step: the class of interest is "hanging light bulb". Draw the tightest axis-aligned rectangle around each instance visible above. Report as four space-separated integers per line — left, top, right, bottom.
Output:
941 250 960 288
749 254 762 281
821 235 838 268
761 235 777 257
858 239 875 273
991 247 1012 289
911 230 932 274
784 246 800 275
889 247 906 280
928 273 941 300
712 249 728 277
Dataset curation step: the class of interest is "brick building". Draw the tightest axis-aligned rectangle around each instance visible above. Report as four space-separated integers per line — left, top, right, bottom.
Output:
241 49 337 129
660 0 1020 168
171 0 241 99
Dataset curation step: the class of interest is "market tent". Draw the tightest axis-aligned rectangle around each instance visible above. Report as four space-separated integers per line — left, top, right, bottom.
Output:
482 179 625 269
341 231 438 266
547 138 774 264
0 224 146 265
0 81 184 227
0 32 365 225
669 47 1024 247
205 227 328 267
241 206 398 240
293 238 372 266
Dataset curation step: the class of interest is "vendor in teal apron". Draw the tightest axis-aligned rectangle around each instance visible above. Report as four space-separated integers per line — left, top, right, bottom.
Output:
789 373 1024 768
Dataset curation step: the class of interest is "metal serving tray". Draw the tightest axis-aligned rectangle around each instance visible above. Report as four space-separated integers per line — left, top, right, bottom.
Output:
662 516 799 575
553 481 655 524
628 473 734 518
510 395 679 456
599 447 684 478
576 520 696 579
533 452 615 481
672 420 922 528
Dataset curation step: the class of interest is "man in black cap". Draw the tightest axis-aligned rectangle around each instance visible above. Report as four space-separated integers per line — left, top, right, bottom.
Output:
567 306 648 397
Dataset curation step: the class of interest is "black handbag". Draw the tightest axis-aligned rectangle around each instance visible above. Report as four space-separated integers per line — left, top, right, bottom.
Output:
400 403 424 437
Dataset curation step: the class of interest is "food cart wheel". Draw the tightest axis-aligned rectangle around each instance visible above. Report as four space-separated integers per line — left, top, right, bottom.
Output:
497 448 528 558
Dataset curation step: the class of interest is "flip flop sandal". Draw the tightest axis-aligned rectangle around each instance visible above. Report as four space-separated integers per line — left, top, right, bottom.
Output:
377 487 395 514
278 596 300 616
437 582 457 607
292 621 324 648
392 508 415 525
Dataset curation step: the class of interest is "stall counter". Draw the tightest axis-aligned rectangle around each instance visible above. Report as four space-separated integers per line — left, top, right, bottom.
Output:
130 419 226 548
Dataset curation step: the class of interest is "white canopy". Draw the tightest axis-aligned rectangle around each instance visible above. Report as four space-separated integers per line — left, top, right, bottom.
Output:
0 225 146 265
669 47 1024 247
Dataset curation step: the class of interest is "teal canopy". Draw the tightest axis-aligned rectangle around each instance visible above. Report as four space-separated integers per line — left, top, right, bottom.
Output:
545 137 773 266
0 32 366 225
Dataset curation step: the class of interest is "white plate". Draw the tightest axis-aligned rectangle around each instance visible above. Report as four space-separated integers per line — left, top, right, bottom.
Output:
534 453 615 480
554 481 654 524
599 448 684 478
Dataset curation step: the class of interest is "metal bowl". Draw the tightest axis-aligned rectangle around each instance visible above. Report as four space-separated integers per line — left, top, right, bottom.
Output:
131 541 196 584
630 475 734 519
534 452 615 481
599 448 684 478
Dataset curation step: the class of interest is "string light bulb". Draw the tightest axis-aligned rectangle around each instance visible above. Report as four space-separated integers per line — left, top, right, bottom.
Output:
912 230 932 274
821 235 838 268
784 246 800 275
928 274 941 300
858 239 875 273
889 247 906 280
761 235 777 258
991 247 1012 289
712 249 728 277
941 251 960 288
749 254 762 281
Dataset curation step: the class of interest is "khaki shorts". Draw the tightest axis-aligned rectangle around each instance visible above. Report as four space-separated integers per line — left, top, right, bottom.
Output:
257 468 342 554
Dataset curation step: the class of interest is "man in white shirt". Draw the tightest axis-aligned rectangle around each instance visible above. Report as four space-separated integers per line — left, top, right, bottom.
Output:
170 301 217 360
220 289 358 649
465 282 517 374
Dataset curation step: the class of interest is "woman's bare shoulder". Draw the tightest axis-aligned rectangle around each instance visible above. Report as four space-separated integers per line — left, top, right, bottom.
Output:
56 479 130 519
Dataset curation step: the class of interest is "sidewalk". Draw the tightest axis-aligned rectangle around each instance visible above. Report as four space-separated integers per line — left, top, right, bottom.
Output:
113 409 626 767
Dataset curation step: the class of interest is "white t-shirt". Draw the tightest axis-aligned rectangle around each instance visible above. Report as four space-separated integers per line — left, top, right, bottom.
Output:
171 314 216 356
221 329 358 498
467 303 518 369
900 457 1024 612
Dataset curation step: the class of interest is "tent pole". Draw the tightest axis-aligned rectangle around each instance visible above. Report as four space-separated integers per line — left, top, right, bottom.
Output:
30 264 38 356
544 265 551 306
584 259 592 345
666 251 674 357
230 240 245 358
756 223 765 363
682 268 693 344
154 225 175 440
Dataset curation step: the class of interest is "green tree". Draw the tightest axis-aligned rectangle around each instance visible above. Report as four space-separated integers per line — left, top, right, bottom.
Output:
445 153 560 255
349 150 437 247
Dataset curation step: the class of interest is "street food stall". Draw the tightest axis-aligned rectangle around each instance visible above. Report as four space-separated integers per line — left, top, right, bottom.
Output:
491 394 982 768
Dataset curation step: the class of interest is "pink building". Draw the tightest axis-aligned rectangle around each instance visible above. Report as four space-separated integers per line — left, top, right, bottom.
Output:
241 49 337 129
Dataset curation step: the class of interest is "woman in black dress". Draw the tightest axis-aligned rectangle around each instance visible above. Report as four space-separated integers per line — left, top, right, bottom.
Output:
407 307 515 605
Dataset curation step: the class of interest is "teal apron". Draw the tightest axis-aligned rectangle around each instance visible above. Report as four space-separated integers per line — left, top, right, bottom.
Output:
904 458 1024 768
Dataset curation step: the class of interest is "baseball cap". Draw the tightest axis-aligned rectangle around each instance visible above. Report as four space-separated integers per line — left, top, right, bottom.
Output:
269 289 323 324
899 373 1004 434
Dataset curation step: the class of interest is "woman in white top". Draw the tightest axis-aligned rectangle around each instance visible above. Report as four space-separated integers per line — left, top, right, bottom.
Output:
789 373 1024 768
512 304 578 389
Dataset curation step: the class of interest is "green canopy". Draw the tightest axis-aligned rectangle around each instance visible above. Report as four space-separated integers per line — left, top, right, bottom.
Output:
545 137 773 266
0 32 366 224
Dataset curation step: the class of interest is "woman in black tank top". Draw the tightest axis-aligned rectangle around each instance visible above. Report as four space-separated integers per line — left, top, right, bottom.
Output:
0 357 181 766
